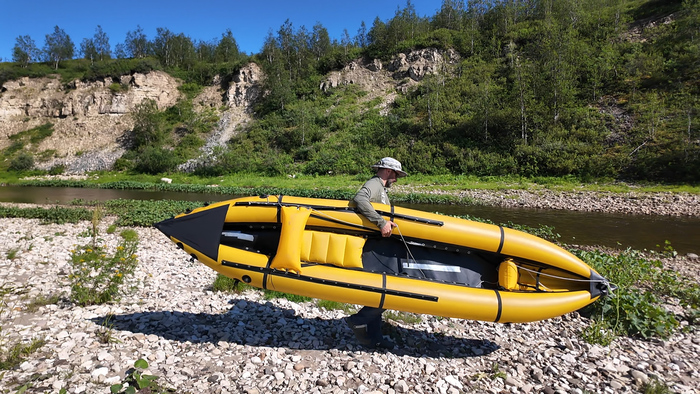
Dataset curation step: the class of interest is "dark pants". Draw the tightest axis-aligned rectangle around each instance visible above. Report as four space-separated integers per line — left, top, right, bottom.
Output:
348 306 385 339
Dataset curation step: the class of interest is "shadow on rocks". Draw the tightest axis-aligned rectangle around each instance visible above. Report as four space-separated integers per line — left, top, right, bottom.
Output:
90 300 499 359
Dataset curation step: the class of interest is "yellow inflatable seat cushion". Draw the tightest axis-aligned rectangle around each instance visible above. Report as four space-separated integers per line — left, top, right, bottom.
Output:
301 231 365 268
270 206 312 274
498 259 521 291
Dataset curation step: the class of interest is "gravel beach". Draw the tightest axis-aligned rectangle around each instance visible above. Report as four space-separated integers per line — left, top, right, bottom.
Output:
1 198 699 393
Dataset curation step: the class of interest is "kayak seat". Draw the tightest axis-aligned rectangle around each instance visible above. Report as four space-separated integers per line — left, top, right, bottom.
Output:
301 231 366 269
269 205 365 274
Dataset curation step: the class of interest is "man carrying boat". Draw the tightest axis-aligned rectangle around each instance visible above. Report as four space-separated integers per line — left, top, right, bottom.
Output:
345 157 407 349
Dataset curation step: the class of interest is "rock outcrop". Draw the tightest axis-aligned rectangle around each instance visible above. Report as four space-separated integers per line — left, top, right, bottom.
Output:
178 63 262 172
0 49 455 173
0 71 183 172
321 48 460 114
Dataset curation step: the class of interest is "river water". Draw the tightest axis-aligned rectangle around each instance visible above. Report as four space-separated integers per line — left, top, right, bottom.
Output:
1 185 698 254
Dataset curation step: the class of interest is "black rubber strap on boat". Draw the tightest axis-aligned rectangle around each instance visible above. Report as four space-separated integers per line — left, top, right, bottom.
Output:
378 273 387 309
536 267 544 292
276 195 284 223
262 256 274 290
390 205 395 223
222 261 438 302
494 290 503 323
496 226 505 254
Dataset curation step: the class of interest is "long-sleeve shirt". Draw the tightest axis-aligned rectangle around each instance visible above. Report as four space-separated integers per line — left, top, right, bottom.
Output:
352 176 390 229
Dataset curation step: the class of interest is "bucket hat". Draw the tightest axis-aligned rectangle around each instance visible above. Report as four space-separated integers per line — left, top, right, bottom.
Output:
370 157 407 177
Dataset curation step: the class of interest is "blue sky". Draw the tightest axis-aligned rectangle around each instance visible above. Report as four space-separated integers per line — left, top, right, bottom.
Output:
0 0 444 62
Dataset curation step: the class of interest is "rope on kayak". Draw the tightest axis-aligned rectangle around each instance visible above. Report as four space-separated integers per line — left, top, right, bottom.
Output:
517 265 616 297
395 224 417 264
517 265 609 284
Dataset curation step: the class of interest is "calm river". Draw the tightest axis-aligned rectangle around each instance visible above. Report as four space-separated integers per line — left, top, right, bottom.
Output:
1 185 697 254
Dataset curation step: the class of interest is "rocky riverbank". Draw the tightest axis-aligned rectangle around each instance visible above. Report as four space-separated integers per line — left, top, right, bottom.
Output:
391 185 700 217
1 215 698 394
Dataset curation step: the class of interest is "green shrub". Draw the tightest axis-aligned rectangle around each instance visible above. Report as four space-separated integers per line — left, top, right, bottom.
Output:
110 358 175 393
0 205 92 224
576 249 685 340
109 82 128 93
133 147 180 174
8 152 35 171
178 82 203 100
48 164 66 175
68 229 139 306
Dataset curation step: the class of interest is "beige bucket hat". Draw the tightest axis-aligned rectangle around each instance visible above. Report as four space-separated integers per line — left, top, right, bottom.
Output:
371 157 407 177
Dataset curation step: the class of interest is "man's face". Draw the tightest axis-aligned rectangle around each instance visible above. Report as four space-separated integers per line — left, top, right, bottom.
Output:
383 169 398 187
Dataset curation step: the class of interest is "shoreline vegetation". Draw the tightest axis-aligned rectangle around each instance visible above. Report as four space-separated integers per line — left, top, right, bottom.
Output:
2 173 699 217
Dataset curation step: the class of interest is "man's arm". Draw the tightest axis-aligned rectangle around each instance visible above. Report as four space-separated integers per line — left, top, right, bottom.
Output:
353 183 395 237
353 185 387 229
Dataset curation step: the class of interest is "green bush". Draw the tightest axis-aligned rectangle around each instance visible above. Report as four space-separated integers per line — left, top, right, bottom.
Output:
69 229 139 306
8 152 35 171
0 205 93 223
109 82 128 93
575 249 688 340
133 147 180 174
48 164 66 175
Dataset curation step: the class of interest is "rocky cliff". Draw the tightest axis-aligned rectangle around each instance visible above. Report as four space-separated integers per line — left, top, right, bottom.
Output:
0 49 453 173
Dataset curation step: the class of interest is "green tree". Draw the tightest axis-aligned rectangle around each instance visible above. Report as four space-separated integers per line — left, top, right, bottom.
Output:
153 27 175 66
170 33 196 69
93 25 111 61
311 23 331 61
215 29 240 63
43 26 75 69
12 35 39 67
355 21 369 48
131 99 166 149
80 38 98 64
433 0 466 31
196 39 216 62
124 25 149 59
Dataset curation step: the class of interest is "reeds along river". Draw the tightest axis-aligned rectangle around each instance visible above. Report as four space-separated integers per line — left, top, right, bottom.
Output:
1 185 698 255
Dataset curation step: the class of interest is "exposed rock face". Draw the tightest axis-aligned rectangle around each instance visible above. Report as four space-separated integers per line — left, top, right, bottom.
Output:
178 63 262 172
0 71 182 172
0 66 266 174
0 50 453 173
321 48 460 114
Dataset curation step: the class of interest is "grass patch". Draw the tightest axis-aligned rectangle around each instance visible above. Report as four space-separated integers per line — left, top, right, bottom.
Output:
7 122 54 145
261 290 312 303
0 205 93 224
0 338 46 370
212 274 245 293
576 248 699 341
96 314 119 344
24 293 61 313
211 274 312 303
316 299 357 314
4 173 699 196
385 310 422 325
6 248 19 260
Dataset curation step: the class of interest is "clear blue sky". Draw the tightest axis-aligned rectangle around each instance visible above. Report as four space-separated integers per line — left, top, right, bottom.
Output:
0 0 444 62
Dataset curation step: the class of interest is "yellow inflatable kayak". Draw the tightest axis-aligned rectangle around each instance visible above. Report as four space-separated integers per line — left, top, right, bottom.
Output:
155 195 612 323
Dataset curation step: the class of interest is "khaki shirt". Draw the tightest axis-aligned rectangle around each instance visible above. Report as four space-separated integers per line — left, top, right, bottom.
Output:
353 176 390 229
